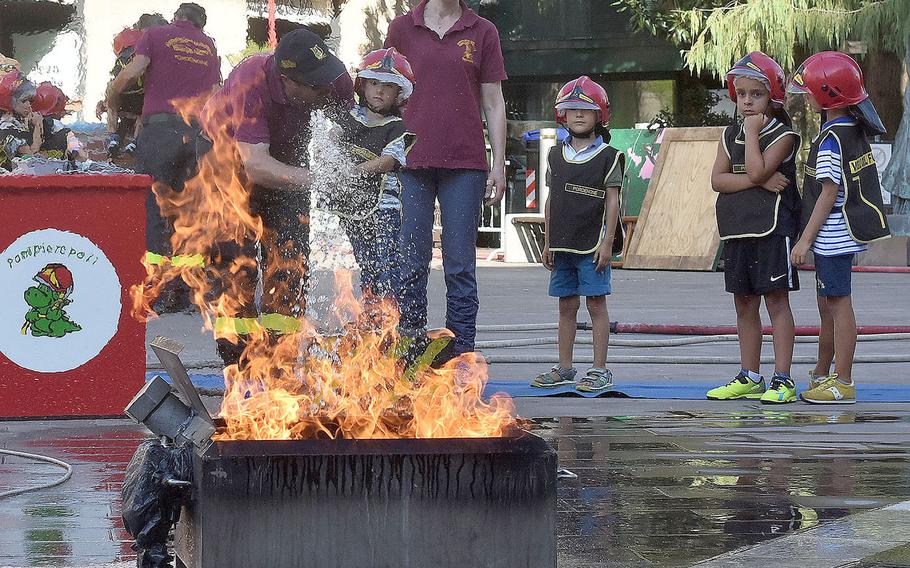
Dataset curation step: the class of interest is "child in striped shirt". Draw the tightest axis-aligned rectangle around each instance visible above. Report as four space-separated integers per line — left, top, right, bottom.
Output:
788 52 891 404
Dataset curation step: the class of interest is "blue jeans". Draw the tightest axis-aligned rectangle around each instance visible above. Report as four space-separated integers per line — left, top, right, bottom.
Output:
342 205 401 302
398 168 487 354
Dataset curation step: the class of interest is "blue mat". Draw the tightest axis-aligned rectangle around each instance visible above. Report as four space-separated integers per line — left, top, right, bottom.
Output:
148 372 910 402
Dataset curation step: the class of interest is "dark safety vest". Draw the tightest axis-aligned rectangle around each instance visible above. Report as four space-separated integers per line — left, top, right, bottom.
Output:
547 141 624 255
324 110 414 219
40 117 70 159
0 116 34 171
715 121 800 239
111 47 144 115
802 120 890 243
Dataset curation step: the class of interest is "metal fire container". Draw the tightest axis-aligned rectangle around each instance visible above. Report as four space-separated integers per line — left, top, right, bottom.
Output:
175 432 557 568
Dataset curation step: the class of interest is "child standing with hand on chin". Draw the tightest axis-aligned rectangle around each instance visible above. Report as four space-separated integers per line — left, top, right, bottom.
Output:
705 52 801 404
531 76 624 393
788 51 891 404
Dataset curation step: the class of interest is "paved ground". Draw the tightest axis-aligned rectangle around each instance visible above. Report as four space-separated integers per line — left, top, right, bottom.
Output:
1 265 908 567
5 403 910 567
148 266 910 388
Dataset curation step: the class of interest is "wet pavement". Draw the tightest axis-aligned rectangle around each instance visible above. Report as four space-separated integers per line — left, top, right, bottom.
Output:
4 402 910 567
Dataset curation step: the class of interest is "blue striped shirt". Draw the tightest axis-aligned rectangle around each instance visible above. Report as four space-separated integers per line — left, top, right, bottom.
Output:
811 117 867 257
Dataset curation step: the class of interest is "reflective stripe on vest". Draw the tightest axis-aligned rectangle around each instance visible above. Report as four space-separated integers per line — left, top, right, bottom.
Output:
261 313 302 334
214 316 262 336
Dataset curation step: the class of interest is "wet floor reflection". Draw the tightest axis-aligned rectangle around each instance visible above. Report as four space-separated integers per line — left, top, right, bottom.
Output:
2 411 910 566
537 411 910 567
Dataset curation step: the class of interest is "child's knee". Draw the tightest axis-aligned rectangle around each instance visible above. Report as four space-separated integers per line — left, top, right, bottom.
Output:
585 295 606 313
559 295 581 314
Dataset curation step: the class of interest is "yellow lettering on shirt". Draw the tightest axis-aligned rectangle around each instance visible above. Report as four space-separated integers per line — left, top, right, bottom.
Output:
565 183 605 199
165 37 214 62
849 152 876 175
457 39 477 64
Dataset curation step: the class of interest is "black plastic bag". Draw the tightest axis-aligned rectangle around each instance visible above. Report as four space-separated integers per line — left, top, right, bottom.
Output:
122 439 192 568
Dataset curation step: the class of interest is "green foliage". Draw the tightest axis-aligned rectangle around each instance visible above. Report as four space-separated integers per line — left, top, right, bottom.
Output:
616 0 910 77
651 84 732 127
227 40 270 67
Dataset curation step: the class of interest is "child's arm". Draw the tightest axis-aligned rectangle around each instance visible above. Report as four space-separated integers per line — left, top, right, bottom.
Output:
18 114 44 156
594 186 620 273
743 115 795 185
791 180 838 265
711 139 788 194
542 193 554 270
353 155 397 175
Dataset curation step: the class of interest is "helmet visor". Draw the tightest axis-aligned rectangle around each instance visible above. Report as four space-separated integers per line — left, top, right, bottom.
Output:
357 68 413 102
555 100 600 116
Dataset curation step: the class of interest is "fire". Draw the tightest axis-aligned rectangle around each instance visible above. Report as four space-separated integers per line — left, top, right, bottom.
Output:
130 85 514 440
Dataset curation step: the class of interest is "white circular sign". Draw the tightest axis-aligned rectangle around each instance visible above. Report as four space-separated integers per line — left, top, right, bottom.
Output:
0 229 122 373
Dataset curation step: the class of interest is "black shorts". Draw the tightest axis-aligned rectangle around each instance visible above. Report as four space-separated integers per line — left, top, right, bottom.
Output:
722 234 799 295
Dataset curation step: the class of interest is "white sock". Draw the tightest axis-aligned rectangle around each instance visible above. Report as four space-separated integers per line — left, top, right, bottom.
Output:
745 370 763 383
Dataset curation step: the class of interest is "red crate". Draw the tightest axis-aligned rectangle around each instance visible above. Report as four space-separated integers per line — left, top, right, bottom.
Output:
0 174 150 417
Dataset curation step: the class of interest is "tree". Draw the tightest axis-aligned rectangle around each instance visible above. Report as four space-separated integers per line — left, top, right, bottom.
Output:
616 0 910 214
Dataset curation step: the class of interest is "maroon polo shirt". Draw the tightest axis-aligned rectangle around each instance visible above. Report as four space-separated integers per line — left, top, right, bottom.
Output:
202 53 354 166
134 20 221 117
385 0 507 171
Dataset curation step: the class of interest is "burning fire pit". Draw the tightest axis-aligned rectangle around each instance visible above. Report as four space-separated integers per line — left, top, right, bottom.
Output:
175 432 556 568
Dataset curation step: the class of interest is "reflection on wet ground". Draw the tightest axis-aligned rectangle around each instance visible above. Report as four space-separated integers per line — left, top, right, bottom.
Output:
2 409 910 567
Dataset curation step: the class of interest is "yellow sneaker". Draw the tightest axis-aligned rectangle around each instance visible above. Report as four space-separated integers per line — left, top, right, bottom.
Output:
807 371 830 391
800 375 856 404
760 375 797 404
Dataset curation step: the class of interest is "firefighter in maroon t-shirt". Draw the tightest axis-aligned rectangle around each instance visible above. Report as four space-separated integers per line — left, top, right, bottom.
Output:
105 2 221 311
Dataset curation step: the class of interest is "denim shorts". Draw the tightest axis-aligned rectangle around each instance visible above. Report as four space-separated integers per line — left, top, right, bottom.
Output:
548 252 612 297
815 253 854 297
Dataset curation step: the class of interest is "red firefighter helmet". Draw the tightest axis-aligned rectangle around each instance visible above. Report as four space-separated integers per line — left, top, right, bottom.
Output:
354 48 415 105
787 51 868 109
34 264 75 297
113 28 143 56
726 51 786 105
554 76 610 126
32 82 69 117
0 70 28 112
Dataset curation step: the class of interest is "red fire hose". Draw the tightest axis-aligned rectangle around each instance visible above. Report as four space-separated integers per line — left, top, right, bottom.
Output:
609 322 910 336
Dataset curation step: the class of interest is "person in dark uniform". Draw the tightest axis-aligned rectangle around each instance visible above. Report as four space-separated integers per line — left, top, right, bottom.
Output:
705 52 800 404
325 47 416 310
105 3 220 311
198 28 353 367
789 51 891 404
530 76 623 394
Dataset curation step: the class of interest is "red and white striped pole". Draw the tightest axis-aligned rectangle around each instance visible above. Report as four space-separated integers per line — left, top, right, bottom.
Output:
525 167 537 210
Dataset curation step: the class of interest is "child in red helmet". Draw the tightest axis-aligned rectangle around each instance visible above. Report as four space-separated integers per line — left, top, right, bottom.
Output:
705 52 801 404
99 14 166 158
0 71 43 171
531 76 623 393
325 47 415 309
788 51 891 404
31 82 87 161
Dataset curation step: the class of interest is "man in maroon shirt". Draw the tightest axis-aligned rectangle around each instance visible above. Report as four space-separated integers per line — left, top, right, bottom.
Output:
199 28 353 366
105 2 220 310
385 0 507 357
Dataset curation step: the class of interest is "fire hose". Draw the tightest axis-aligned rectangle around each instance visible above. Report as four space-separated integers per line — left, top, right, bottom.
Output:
477 322 910 336
0 448 73 499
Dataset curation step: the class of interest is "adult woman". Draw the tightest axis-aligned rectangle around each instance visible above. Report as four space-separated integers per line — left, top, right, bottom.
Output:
385 0 507 356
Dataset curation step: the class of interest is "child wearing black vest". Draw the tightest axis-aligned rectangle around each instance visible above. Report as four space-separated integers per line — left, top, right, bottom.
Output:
530 76 623 393
788 51 891 404
0 71 42 171
705 52 801 404
32 82 87 162
327 48 415 311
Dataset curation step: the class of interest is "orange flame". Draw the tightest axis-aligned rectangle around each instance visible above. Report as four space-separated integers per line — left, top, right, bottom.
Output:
131 82 514 440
